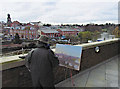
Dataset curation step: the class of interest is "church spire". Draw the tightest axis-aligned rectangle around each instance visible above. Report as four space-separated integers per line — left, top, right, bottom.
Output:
7 14 12 26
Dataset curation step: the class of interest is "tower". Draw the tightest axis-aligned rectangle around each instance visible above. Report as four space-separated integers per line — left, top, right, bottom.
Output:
7 14 12 26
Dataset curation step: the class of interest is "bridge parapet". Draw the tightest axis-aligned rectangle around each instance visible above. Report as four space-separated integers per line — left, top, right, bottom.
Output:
1 38 120 87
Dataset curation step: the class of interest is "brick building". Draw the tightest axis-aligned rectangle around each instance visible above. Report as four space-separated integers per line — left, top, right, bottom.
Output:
38 28 82 38
39 29 60 38
9 28 38 39
57 29 79 36
11 21 20 27
10 21 39 39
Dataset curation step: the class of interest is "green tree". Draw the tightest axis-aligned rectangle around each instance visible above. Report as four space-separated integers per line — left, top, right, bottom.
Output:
65 34 79 42
78 31 93 43
82 31 92 40
102 29 108 32
78 32 83 42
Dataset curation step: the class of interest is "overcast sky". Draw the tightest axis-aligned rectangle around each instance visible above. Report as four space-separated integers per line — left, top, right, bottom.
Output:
0 0 119 24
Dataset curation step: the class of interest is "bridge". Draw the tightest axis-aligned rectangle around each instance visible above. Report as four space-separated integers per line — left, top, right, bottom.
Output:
1 38 120 88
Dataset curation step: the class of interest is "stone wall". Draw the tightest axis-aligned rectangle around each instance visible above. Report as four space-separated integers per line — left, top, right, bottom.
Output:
2 39 120 87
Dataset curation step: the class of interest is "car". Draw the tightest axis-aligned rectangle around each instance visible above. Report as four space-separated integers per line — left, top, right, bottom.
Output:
51 39 56 42
58 39 68 43
88 40 93 43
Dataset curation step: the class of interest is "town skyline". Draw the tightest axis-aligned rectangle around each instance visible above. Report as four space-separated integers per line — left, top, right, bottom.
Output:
0 0 119 25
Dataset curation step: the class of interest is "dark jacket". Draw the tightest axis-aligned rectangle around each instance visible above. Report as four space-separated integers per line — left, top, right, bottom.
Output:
27 43 59 87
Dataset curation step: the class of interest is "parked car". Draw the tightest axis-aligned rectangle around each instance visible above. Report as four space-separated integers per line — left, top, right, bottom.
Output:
57 39 69 44
51 39 56 42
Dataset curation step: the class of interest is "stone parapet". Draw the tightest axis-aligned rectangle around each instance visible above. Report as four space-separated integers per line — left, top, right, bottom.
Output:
1 38 120 87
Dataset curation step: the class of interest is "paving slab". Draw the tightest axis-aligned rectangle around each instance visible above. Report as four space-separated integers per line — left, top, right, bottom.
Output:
55 55 119 88
55 72 89 87
85 65 106 87
106 57 118 87
71 72 89 87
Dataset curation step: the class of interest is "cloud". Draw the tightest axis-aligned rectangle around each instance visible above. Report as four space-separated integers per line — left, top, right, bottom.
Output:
0 0 118 24
1 0 119 2
40 2 118 24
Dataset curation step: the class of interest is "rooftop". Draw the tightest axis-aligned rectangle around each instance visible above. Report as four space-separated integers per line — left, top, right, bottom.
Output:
41 29 59 33
60 29 75 32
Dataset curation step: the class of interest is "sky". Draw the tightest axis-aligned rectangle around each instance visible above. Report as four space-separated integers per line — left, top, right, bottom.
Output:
0 0 119 25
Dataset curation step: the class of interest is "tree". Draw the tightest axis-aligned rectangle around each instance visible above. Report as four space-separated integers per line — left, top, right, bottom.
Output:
78 32 83 41
112 26 120 38
65 34 79 42
78 31 93 43
14 33 21 44
102 29 107 32
92 30 100 41
43 24 51 27
82 31 92 40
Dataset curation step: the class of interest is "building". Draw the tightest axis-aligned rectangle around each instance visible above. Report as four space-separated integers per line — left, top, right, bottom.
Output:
0 22 3 33
11 21 20 28
97 32 115 41
39 29 60 38
57 29 78 36
7 14 12 27
30 21 43 26
38 27 82 39
9 21 39 40
9 27 38 40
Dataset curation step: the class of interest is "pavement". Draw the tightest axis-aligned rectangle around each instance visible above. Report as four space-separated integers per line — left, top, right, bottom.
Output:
55 55 119 88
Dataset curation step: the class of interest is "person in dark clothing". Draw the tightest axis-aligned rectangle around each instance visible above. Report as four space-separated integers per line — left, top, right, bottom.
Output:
25 35 59 89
